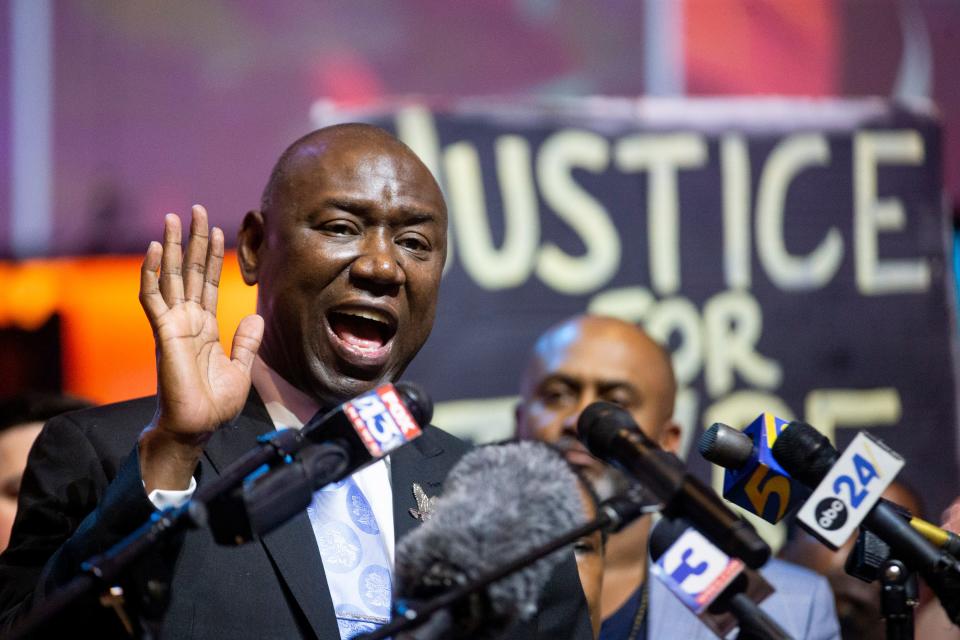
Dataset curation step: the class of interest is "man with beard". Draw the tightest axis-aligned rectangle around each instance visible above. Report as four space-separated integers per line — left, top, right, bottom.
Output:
516 314 840 639
0 124 591 639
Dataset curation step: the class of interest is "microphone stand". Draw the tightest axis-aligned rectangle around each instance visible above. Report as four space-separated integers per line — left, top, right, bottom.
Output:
357 494 658 640
880 559 917 640
8 432 344 640
362 494 791 640
846 528 918 640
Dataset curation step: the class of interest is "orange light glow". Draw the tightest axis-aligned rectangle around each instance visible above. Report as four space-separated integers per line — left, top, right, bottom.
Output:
0 253 256 404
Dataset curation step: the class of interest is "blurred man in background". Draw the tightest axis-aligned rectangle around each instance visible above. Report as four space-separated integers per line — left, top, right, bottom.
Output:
0 393 91 552
516 314 840 639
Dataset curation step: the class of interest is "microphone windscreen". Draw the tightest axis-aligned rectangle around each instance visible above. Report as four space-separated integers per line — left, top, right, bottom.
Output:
395 441 585 635
577 401 651 458
769 421 836 487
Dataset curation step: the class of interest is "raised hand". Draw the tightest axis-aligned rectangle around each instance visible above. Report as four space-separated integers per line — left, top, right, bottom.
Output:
138 205 264 492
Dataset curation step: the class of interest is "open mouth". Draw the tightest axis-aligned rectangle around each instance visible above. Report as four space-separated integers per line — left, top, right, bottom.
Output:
325 307 398 370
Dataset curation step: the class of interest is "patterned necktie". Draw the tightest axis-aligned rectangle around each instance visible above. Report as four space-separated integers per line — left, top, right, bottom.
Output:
307 475 393 639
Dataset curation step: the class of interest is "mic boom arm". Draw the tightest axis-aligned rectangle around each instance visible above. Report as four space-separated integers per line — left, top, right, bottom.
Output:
356 493 658 640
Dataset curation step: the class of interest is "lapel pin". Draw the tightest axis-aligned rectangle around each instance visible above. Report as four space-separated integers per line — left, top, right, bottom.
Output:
408 482 438 522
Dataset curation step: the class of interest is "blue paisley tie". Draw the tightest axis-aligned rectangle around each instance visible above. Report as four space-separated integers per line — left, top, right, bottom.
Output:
307 475 392 639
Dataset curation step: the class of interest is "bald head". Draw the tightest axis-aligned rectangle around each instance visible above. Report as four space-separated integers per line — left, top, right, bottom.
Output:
516 313 680 489
523 315 676 419
260 123 445 224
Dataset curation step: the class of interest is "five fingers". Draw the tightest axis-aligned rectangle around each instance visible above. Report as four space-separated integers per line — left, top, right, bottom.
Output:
140 206 243 354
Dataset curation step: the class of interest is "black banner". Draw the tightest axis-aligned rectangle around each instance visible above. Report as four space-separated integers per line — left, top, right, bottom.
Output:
317 98 958 533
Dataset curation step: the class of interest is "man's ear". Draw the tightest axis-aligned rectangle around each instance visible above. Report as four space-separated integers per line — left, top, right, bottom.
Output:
237 210 265 285
658 419 682 454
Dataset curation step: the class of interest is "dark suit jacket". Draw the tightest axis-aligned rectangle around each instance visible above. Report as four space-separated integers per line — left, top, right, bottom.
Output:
0 393 592 639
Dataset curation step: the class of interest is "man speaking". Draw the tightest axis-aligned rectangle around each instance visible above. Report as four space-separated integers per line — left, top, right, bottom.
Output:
0 124 591 639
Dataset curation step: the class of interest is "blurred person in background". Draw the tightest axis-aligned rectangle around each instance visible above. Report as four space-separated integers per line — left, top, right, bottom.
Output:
516 314 840 639
0 393 92 552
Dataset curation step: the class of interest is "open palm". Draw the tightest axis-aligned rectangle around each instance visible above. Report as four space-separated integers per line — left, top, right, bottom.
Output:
139 206 263 438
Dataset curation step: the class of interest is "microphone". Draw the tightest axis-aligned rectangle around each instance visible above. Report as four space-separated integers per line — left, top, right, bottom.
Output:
577 402 771 569
207 382 429 545
8 383 432 640
703 423 960 554
770 421 960 623
699 417 807 524
388 441 587 640
649 516 789 640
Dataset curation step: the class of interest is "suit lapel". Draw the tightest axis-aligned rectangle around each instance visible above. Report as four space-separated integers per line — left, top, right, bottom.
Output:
203 392 337 639
201 400 452 636
389 427 448 544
